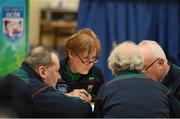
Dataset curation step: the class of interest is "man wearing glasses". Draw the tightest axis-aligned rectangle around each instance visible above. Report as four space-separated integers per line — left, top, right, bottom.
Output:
138 40 180 102
57 28 104 101
94 41 180 117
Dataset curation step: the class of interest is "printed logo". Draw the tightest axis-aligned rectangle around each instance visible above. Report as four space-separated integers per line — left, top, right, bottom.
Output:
2 7 24 42
89 77 94 80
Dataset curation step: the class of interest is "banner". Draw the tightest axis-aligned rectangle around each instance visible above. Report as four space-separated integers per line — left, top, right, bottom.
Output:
0 0 28 77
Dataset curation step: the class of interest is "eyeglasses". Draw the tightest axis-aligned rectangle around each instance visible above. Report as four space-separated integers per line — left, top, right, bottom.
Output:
77 55 99 65
144 58 160 71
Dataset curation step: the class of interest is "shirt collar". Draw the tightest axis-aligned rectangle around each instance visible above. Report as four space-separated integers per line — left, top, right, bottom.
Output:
161 61 174 84
21 62 42 80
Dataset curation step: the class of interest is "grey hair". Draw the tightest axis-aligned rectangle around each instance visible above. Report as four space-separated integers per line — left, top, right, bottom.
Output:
24 46 59 72
139 40 167 61
108 41 144 74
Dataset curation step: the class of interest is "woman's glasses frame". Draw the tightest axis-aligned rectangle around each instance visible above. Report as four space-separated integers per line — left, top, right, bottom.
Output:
77 55 99 65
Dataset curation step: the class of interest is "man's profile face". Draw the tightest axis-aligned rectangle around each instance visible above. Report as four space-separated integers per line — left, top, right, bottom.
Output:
140 45 161 81
46 53 60 88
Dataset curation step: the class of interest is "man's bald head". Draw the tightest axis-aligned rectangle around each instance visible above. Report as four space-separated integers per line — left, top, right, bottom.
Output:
31 46 45 53
138 40 167 62
138 40 169 81
24 46 59 72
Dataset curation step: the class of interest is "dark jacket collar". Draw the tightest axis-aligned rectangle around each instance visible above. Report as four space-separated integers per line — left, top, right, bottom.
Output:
106 70 146 87
161 62 174 85
114 69 147 80
115 69 139 75
21 62 42 81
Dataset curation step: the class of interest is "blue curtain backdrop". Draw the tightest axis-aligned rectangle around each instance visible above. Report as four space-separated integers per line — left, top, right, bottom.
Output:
77 0 180 81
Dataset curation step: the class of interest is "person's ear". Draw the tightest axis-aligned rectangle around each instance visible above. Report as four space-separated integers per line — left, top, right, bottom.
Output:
158 58 164 65
38 66 47 79
68 50 74 58
158 58 165 70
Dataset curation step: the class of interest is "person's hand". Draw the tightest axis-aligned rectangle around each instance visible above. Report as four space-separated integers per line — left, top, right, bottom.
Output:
65 89 92 103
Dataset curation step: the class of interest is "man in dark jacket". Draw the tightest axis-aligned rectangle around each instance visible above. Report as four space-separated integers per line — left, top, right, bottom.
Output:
139 40 180 102
94 41 180 118
13 46 92 117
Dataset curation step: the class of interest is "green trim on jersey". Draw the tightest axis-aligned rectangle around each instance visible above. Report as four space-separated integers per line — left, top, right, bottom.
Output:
114 73 147 80
65 64 81 81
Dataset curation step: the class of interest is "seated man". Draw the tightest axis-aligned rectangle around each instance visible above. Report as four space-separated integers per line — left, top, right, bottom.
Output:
93 41 180 118
13 46 92 117
138 40 180 102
